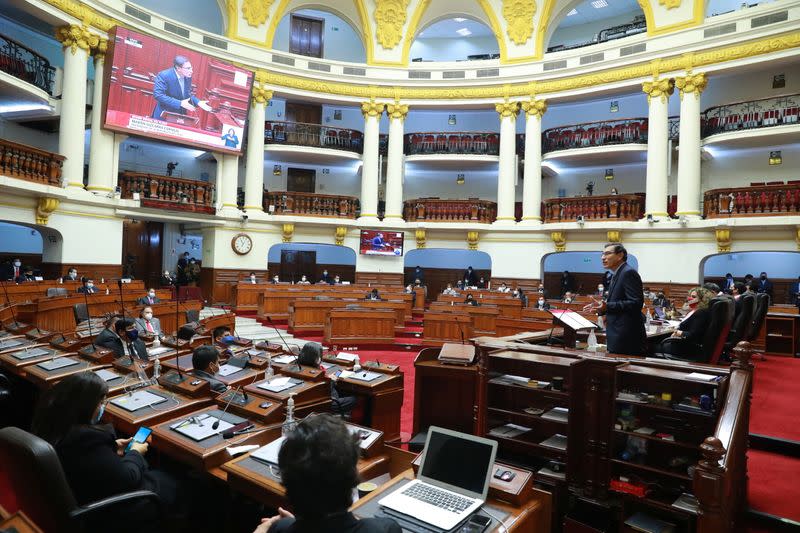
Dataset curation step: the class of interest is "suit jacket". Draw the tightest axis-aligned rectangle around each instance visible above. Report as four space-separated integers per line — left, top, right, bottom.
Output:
270 513 400 533
77 286 98 294
151 67 199 119
135 317 163 337
160 275 174 286
0 263 15 281
462 270 477 286
535 302 551 310
95 329 148 360
603 262 646 356
191 368 227 393
757 279 774 296
678 308 711 344
137 296 161 305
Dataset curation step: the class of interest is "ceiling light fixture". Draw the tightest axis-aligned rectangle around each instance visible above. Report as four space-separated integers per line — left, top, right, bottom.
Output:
454 17 467 22
591 0 608 8
456 28 472 36
567 9 578 16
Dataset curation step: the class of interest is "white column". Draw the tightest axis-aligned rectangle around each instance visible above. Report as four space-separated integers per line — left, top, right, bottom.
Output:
359 100 385 221
56 25 97 189
675 73 707 218
110 133 127 192
520 99 547 224
495 101 520 224
244 84 270 215
214 153 240 213
384 102 408 220
642 78 674 218
87 39 115 193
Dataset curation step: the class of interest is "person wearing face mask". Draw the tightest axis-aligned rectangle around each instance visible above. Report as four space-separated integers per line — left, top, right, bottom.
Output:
247 272 258 284
535 296 550 310
756 271 773 301
723 273 735 293
97 318 149 360
464 293 479 306
137 288 161 305
77 277 98 294
191 345 228 393
297 274 310 285
30 373 179 529
562 291 575 304
15 266 35 283
61 267 79 283
656 288 713 361
160 269 175 287
497 282 510 293
135 307 163 339
0 258 23 281
271 275 280 285
652 292 670 309
333 275 341 285
186 258 201 286
596 283 607 298
319 269 332 285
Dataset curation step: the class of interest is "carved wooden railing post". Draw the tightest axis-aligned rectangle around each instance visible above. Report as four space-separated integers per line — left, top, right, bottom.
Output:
0 138 64 186
402 198 497 222
696 436 727 532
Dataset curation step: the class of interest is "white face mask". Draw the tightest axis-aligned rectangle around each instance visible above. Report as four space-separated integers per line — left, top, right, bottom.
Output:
148 291 155 297
598 286 604 292
69 272 77 278
250 276 256 280
13 261 21 267
301 277 306 281
144 312 153 320
538 299 545 305
87 283 94 288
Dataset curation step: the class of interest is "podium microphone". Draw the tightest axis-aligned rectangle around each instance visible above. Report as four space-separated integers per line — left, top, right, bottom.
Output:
222 426 260 439
0 279 20 329
82 285 97 353
266 316 301 371
213 386 241 430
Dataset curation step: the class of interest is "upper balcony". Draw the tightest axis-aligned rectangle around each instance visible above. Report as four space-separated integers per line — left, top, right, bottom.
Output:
544 193 646 223
0 138 63 187
264 121 363 163
404 132 499 156
119 171 216 215
263 190 359 219
704 182 800 219
701 93 800 149
0 33 55 96
403 198 497 224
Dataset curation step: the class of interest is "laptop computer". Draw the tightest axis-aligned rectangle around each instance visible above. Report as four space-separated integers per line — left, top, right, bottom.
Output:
378 426 497 531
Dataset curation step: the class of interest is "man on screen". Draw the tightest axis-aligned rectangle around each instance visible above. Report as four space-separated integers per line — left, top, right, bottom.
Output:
371 232 387 251
152 55 212 119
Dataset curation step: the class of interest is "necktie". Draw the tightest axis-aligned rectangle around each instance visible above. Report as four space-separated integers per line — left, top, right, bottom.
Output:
146 321 154 333
148 297 153 304
14 267 19 277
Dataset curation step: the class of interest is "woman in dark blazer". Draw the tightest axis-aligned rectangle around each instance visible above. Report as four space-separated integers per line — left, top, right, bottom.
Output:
657 287 712 360
31 373 178 529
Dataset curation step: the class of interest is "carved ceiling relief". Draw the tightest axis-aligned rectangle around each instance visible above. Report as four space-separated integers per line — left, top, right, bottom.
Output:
242 0 275 27
502 0 537 45
374 0 411 49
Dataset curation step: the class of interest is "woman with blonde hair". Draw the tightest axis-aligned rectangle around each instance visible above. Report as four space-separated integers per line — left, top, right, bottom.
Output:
656 287 713 361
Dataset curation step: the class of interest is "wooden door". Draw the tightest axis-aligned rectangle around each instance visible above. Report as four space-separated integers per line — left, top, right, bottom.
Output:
290 14 324 58
280 250 316 283
122 219 164 289
285 103 322 125
287 168 316 193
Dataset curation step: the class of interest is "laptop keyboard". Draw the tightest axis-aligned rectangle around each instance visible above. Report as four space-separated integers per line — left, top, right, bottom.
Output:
401 483 473 514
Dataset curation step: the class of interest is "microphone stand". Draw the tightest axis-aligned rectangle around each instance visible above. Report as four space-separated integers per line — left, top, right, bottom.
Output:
1 279 20 329
82 285 97 354
266 316 300 371
118 280 142 370
213 386 241 430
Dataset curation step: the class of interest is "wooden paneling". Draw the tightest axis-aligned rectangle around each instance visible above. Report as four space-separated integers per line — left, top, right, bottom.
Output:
543 272 602 299
39 263 123 281
403 267 492 301
267 262 355 284
200 268 268 305
355 272 404 286
488 278 541 293
122 220 163 289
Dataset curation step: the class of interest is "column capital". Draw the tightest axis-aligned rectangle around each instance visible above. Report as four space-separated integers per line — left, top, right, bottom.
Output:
386 101 409 121
251 86 273 106
642 77 675 104
361 99 386 118
675 72 708 100
91 38 108 60
495 100 520 119
56 24 98 55
521 98 547 118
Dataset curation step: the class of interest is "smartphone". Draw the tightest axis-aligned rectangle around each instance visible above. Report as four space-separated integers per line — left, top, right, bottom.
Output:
334 370 343 378
126 426 152 452
458 514 491 533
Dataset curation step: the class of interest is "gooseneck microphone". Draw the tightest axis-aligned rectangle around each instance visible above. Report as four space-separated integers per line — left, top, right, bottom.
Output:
117 279 139 361
82 284 97 353
1 278 20 329
266 316 298 361
213 385 241 430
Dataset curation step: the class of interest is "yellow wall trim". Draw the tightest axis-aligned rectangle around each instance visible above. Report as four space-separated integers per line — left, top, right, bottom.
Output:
54 209 118 220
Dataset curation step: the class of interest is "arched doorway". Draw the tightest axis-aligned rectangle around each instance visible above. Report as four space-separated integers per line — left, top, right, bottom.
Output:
271 7 367 62
545 0 646 53
268 242 356 283
0 220 64 279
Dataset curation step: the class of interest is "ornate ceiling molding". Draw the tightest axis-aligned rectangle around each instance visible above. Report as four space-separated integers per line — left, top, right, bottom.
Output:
242 0 275 27
375 0 411 49
502 0 537 45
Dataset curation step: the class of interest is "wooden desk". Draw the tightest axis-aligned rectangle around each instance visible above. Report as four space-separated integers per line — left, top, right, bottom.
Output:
243 376 330 417
764 312 800 356
215 388 284 424
23 356 100 388
0 344 63 375
289 299 407 333
102 385 213 436
413 346 478 437
90 366 140 396
439 294 523 319
160 354 265 388
257 288 412 321
232 283 274 311
151 406 275 471
325 308 396 345
16 293 167 332
350 469 551 532
430 302 500 335
334 370 404 443
137 301 202 334
423 311 474 346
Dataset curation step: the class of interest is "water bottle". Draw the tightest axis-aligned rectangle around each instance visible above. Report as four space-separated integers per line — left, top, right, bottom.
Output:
587 329 598 352
265 355 274 379
646 308 653 327
282 394 297 437
153 358 161 380
353 355 361 373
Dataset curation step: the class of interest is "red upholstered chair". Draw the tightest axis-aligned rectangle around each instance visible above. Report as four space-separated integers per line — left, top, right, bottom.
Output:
422 134 435 152
448 134 460 153
435 134 448 152
486 134 500 155
338 129 351 149
264 122 273 141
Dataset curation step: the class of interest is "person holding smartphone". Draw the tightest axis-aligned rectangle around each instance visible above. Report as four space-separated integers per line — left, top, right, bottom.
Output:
31 373 179 528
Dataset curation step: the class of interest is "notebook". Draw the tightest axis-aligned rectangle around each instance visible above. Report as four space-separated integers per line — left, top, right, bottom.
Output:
36 357 79 371
251 436 286 465
12 347 51 360
110 390 167 412
256 376 301 393
170 413 234 441
378 426 497 531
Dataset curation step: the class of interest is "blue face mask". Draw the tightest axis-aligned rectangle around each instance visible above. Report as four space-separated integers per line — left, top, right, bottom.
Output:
126 329 139 341
221 335 236 345
93 403 105 424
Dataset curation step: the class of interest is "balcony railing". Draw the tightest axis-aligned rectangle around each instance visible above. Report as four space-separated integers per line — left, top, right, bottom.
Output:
543 118 648 154
543 193 645 222
546 16 647 53
404 132 500 156
0 138 64 186
403 198 497 223
0 33 55 95
704 182 800 218
119 171 216 214
701 94 800 137
265 121 363 154
264 191 359 218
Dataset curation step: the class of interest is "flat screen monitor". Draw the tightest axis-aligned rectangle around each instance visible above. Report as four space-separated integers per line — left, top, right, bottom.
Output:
102 26 253 154
360 230 404 256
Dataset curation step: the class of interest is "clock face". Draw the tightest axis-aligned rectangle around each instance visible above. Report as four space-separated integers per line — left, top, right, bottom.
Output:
232 233 252 255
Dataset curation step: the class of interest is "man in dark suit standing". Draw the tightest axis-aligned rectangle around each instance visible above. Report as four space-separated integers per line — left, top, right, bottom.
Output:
462 266 477 287
151 56 211 119
592 243 646 356
0 258 22 281
756 271 773 302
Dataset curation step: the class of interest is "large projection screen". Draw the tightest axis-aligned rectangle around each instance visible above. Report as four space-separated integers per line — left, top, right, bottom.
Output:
102 26 253 154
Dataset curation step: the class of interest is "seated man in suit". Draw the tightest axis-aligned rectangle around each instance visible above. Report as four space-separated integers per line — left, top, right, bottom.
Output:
365 288 381 301
318 269 332 284
464 294 480 306
496 282 511 293
15 266 35 283
77 277 98 294
61 267 79 283
535 296 551 310
190 345 227 393
656 288 713 361
96 317 149 360
160 270 175 286
476 276 488 289
135 307 163 339
0 258 22 281
271 275 280 285
137 288 160 306
562 291 575 304
297 274 311 285
652 292 670 309
247 272 258 284
333 275 341 285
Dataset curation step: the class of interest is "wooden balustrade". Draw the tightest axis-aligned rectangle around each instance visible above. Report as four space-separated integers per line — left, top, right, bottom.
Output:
0 138 63 186
265 121 363 153
119 171 215 214
404 132 500 156
264 191 358 218
704 182 800 218
402 198 497 223
702 93 799 137
543 193 645 222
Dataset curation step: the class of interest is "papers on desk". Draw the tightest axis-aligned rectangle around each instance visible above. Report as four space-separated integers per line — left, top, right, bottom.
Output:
0 339 24 350
257 376 301 393
541 407 569 423
539 434 568 451
549 309 598 330
336 352 358 362
251 436 286 465
148 346 173 357
247 349 263 357
170 414 233 441
272 355 297 365
95 368 121 382
36 357 79 371
12 347 50 360
217 364 244 377
227 444 259 457
110 390 167 412
347 371 382 383
347 425 381 449
488 423 532 439
685 372 718 382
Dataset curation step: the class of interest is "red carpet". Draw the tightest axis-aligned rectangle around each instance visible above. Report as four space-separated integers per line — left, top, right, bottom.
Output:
355 349 418 442
750 356 800 442
747 449 800 521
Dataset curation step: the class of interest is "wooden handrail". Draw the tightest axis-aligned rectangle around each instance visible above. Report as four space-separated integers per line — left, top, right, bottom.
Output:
119 171 215 214
703 183 800 218
402 198 497 223
265 121 363 153
404 132 500 156
0 138 64 186
0 32 56 95
543 193 645 222
264 190 358 218
543 117 648 153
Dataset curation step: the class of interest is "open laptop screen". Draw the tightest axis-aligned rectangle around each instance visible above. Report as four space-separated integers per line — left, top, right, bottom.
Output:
418 427 497 499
